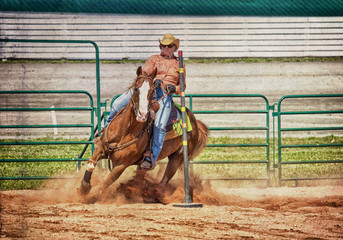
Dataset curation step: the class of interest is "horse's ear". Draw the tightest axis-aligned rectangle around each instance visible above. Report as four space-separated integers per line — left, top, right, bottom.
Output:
136 66 143 76
152 68 158 79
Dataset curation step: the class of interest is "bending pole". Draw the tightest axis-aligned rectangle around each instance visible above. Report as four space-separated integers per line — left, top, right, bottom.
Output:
173 50 203 208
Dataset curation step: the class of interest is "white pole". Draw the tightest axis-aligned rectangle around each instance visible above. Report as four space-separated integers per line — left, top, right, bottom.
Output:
50 105 58 135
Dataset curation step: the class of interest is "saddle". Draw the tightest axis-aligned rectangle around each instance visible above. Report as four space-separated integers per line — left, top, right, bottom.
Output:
165 102 192 140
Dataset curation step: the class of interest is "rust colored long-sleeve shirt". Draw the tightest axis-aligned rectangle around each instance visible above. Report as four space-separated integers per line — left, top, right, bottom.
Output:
142 54 186 95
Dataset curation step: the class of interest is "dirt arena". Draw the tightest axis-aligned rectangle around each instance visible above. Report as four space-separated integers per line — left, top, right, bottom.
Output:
1 169 342 240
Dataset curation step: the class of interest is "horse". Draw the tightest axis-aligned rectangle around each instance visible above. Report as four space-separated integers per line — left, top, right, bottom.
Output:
79 66 209 199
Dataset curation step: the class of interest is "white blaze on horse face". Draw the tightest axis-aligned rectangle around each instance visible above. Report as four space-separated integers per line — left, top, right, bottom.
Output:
137 81 150 122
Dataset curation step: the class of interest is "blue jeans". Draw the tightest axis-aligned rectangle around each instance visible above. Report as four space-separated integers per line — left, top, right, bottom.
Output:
104 87 172 163
151 88 173 163
104 89 133 128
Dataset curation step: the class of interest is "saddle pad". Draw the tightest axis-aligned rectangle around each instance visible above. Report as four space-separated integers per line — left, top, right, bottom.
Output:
165 103 192 141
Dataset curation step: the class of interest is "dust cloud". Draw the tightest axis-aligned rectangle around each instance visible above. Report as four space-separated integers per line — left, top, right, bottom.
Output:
22 167 343 211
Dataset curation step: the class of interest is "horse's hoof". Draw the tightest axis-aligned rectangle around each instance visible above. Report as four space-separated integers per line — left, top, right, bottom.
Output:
79 179 92 195
85 194 98 204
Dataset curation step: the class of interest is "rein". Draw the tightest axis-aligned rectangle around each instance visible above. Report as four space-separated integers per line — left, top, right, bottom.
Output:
107 118 152 153
153 82 171 103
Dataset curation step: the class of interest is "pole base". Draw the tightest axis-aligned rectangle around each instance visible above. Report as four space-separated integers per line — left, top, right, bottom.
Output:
172 203 203 208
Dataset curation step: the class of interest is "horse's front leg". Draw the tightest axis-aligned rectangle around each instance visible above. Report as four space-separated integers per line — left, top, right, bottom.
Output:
83 162 127 203
79 142 105 195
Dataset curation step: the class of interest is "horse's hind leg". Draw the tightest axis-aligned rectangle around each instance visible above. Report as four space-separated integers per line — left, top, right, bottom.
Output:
160 151 184 185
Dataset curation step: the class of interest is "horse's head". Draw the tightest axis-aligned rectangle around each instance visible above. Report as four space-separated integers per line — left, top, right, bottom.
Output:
130 66 157 122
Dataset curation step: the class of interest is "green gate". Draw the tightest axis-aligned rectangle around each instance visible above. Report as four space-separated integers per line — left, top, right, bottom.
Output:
0 39 102 133
275 94 343 186
0 38 103 183
185 94 271 186
0 90 95 181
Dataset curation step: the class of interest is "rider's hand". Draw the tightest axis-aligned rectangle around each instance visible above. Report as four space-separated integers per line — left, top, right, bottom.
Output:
154 79 163 88
164 84 176 94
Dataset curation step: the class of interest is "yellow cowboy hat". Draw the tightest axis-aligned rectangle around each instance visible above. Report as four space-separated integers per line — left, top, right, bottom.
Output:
159 33 179 51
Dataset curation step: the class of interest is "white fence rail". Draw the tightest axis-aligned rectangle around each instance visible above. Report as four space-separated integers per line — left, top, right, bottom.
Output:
1 12 343 59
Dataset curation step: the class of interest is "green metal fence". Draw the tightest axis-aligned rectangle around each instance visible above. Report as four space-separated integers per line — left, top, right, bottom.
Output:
185 94 271 185
275 94 343 186
1 38 342 185
0 39 102 133
0 90 95 180
0 38 103 182
1 91 342 185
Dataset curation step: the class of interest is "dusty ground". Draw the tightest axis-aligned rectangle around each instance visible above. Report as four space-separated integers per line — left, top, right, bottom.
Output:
1 170 343 240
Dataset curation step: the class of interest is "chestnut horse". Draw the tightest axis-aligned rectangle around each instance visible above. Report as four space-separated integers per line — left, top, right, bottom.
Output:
79 66 209 198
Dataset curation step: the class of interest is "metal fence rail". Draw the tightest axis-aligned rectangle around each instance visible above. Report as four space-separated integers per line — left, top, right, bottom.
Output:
0 90 95 180
0 39 102 133
275 94 343 186
186 94 271 185
1 92 342 185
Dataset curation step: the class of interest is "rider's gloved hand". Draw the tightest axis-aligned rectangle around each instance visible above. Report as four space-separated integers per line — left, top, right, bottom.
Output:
154 79 163 88
164 84 176 94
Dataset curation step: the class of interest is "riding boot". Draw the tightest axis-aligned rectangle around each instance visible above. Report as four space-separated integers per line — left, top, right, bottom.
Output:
140 156 156 170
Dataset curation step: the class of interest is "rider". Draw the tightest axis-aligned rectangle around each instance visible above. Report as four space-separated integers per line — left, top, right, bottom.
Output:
102 33 185 170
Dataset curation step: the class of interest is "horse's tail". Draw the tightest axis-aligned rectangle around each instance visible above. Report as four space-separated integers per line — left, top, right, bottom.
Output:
188 120 210 160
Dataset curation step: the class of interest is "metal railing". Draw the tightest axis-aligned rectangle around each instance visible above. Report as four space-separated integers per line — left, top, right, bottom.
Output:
1 91 342 185
0 39 102 133
185 94 271 185
1 38 341 185
275 94 343 186
0 90 95 180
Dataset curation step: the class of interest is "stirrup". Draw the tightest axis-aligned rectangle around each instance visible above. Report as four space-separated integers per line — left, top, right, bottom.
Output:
140 157 156 170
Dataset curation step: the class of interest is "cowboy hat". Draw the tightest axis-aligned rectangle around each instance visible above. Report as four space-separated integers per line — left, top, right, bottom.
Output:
159 33 179 51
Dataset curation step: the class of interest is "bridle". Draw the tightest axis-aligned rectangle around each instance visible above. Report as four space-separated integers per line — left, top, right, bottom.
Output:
131 76 163 118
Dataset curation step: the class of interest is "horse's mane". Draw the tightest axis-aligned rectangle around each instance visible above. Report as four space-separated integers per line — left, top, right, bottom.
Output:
127 78 138 91
127 73 150 91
